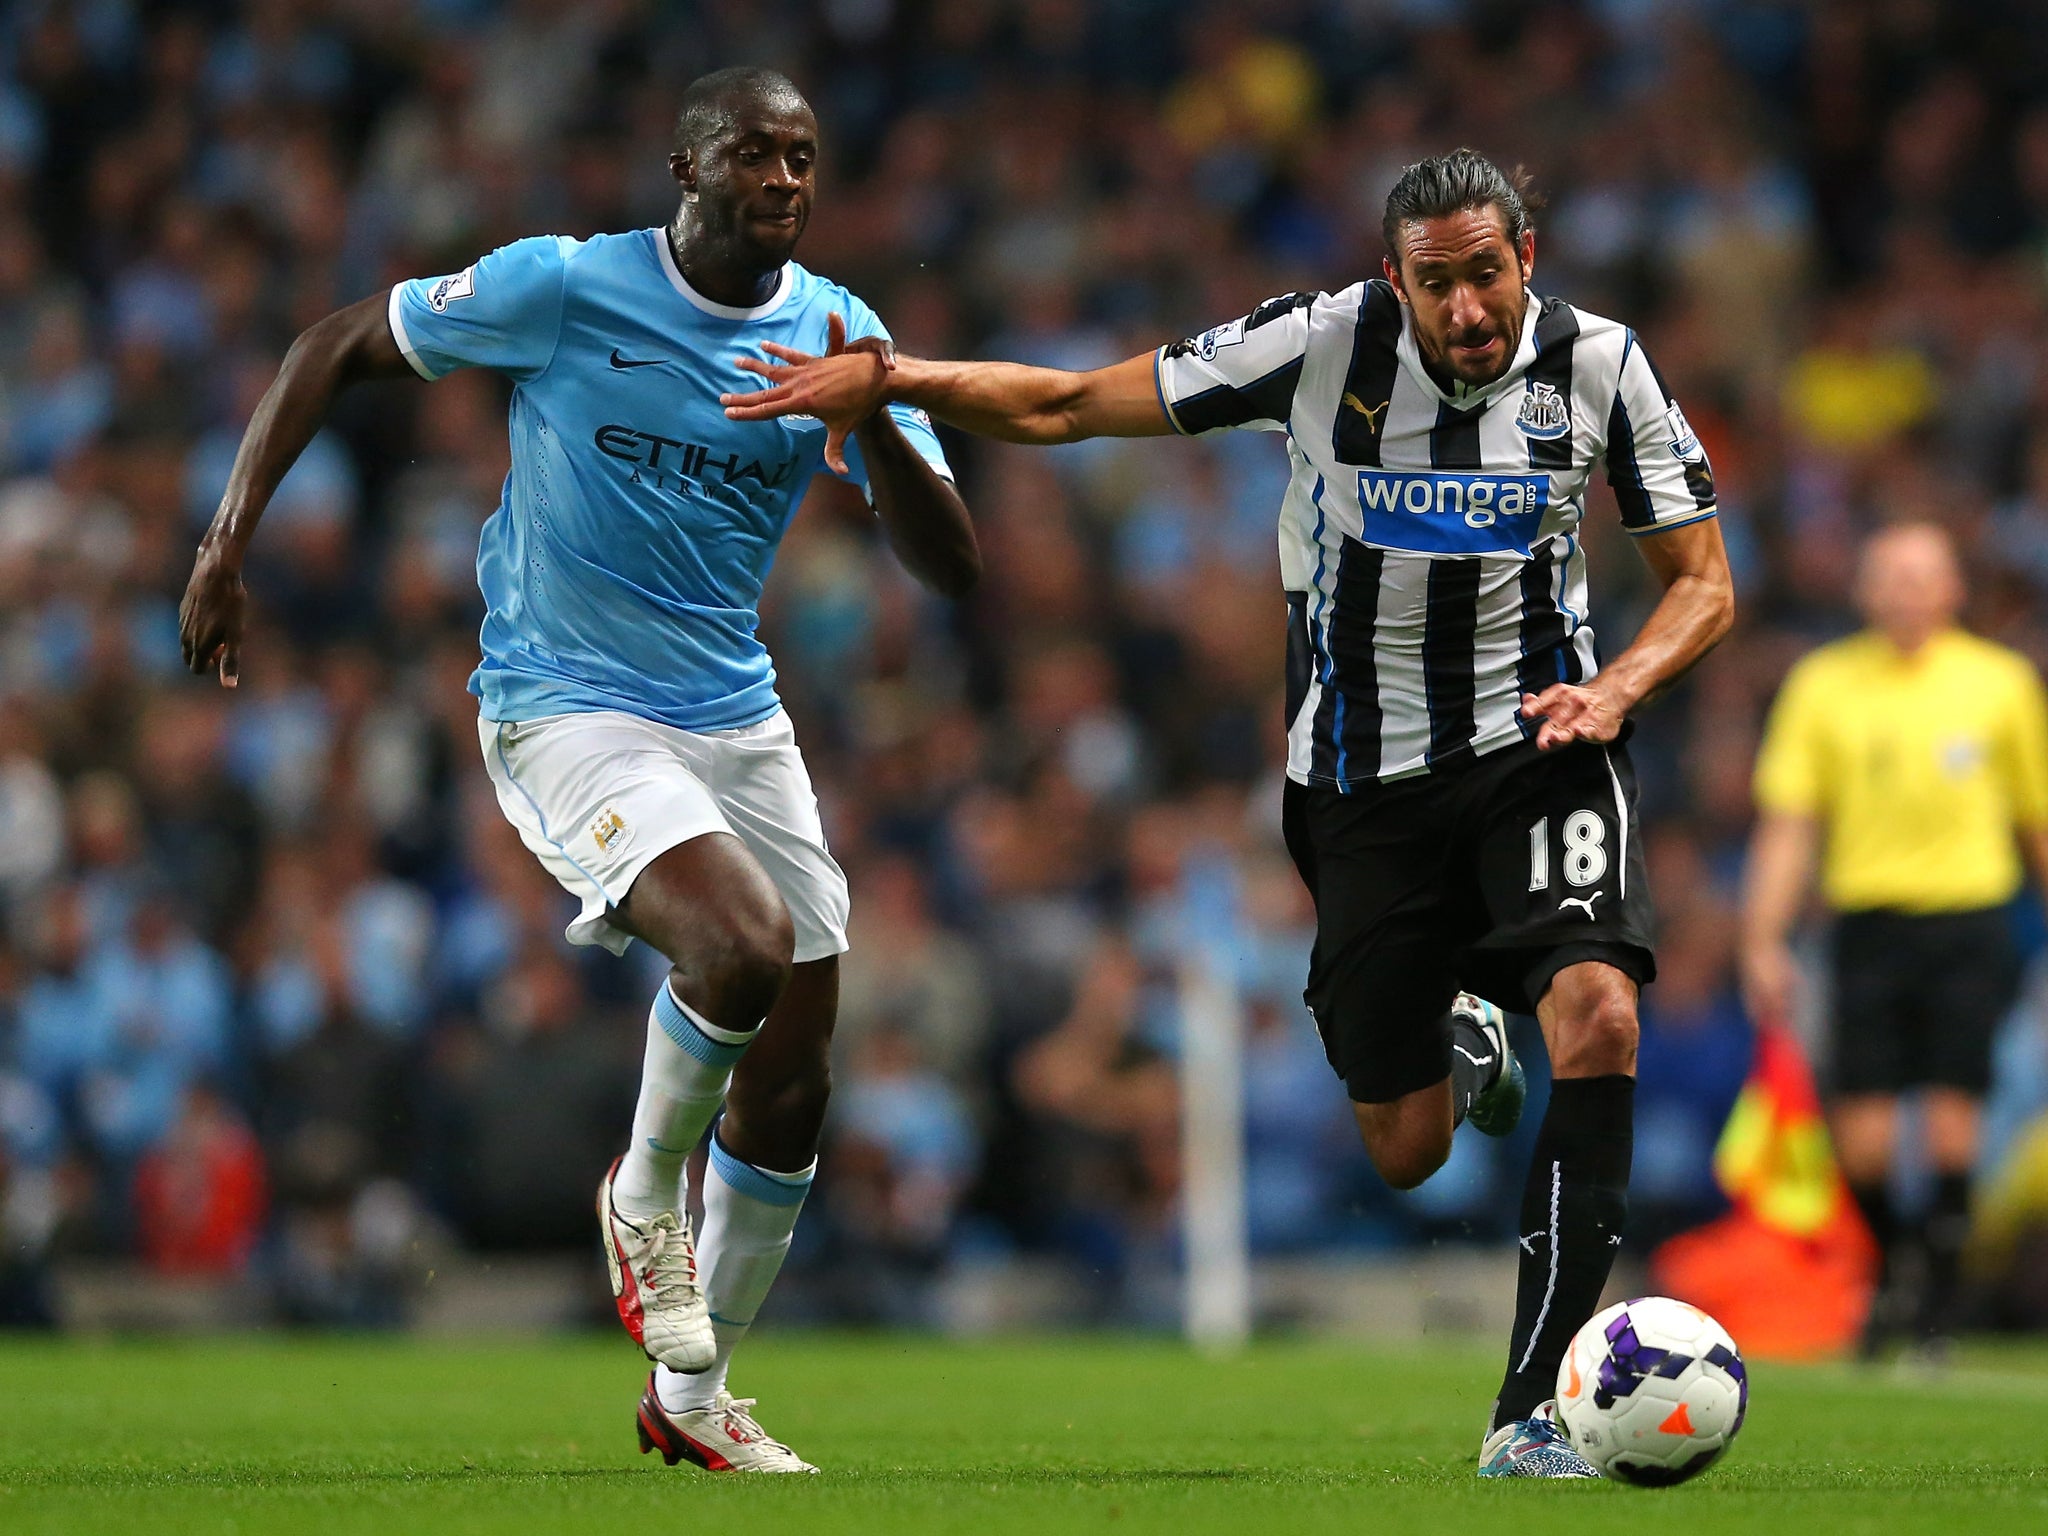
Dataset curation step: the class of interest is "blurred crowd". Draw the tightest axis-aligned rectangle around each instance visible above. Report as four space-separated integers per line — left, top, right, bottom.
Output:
5 0 2048 1330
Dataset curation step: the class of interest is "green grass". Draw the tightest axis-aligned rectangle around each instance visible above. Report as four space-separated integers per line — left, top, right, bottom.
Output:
1 1334 2044 1535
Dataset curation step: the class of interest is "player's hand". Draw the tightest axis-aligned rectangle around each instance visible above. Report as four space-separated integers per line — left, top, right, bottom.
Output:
178 536 247 687
1739 938 1800 1028
722 311 895 476
1518 680 1627 750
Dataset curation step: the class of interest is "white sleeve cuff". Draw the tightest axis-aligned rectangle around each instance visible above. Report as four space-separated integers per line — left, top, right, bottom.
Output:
1627 507 1719 537
857 459 954 508
387 284 438 381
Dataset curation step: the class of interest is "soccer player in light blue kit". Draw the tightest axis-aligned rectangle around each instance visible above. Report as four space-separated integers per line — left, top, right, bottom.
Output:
179 68 977 1473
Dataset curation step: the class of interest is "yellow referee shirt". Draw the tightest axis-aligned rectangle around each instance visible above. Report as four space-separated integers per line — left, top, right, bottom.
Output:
1754 628 2048 912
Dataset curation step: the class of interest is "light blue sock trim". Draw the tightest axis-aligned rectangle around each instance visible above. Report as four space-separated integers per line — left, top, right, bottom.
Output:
653 986 755 1070
709 1134 814 1208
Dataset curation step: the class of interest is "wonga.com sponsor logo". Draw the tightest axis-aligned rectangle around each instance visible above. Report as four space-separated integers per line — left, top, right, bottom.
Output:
1356 469 1551 556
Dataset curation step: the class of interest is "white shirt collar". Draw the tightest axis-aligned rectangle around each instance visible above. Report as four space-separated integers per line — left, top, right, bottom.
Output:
1395 287 1538 408
654 228 792 321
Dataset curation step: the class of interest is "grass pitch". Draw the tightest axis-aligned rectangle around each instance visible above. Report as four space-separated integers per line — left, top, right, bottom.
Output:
1 1333 2043 1535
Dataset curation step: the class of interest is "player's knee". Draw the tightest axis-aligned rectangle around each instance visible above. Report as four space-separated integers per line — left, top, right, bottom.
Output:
1354 1115 1450 1190
1581 991 1639 1075
1351 1093 1451 1190
1370 1137 1449 1191
699 898 796 1023
1551 972 1638 1077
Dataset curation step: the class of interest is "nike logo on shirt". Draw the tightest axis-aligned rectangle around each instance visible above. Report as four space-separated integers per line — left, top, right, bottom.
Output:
610 349 665 369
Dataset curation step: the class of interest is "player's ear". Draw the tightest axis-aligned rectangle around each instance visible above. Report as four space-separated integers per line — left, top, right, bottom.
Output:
1383 254 1407 302
669 150 697 196
1517 227 1536 283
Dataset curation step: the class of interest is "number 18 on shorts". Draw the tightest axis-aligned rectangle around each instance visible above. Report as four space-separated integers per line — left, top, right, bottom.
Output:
1495 742 1654 961
1284 739 1657 1103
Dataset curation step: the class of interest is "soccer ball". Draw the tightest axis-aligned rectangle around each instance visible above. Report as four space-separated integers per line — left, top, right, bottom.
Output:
1553 1297 1748 1486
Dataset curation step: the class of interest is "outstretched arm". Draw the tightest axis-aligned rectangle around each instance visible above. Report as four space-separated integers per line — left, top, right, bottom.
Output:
179 293 416 684
1519 516 1735 749
852 393 981 600
723 344 1172 455
880 353 1174 444
728 294 1324 454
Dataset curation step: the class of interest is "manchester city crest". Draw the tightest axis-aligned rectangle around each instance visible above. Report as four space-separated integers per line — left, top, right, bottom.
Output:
1516 380 1571 441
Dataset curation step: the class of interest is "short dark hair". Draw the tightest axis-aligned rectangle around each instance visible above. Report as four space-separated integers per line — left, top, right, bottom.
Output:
1381 149 1539 259
673 66 809 155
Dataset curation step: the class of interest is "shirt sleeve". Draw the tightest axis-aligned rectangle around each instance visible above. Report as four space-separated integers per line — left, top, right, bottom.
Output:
387 236 570 383
1603 331 1718 535
1999 660 2048 830
1154 291 1315 436
1753 656 1828 817
829 302 954 498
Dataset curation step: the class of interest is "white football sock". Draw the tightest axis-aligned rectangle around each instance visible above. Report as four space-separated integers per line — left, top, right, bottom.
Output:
656 1131 814 1414
612 983 760 1221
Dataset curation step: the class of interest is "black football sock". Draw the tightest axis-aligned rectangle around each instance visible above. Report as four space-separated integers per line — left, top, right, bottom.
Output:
1847 1178 1896 1280
1847 1176 1898 1342
1847 1177 1895 1260
1491 1074 1634 1430
1448 1011 1501 1127
1916 1172 1972 1339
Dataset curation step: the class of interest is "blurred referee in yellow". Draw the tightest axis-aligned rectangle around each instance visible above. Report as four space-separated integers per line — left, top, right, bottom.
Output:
1741 522 2048 1354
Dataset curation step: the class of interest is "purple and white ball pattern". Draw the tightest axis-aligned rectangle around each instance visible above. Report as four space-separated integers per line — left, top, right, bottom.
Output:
1555 1296 1748 1486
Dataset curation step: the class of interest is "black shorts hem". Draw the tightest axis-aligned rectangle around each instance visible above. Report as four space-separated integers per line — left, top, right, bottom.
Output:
1830 1065 1997 1097
1342 1036 1453 1106
1521 941 1656 1011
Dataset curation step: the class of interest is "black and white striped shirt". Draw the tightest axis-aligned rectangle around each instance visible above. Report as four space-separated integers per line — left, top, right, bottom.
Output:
1155 280 1716 788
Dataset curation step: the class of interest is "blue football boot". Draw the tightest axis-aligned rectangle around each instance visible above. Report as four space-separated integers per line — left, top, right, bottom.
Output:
1478 1401 1601 1479
1456 993 1526 1139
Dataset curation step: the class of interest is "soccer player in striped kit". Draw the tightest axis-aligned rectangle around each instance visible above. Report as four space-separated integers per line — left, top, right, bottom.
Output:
726 150 1735 1477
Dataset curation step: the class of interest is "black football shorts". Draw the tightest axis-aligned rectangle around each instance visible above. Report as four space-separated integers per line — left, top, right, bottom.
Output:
1283 737 1656 1104
1829 907 2019 1096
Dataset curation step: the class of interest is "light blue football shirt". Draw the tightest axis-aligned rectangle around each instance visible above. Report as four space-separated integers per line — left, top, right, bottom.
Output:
388 229 951 732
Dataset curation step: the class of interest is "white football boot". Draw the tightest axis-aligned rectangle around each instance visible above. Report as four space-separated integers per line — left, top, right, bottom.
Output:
597 1156 716 1373
637 1377 819 1473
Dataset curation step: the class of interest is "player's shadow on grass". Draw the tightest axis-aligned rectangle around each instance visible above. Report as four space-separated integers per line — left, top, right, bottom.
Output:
18 1466 1261 1494
10 1466 649 1491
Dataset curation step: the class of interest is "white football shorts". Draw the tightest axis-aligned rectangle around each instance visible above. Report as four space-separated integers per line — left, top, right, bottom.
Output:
478 707 850 963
